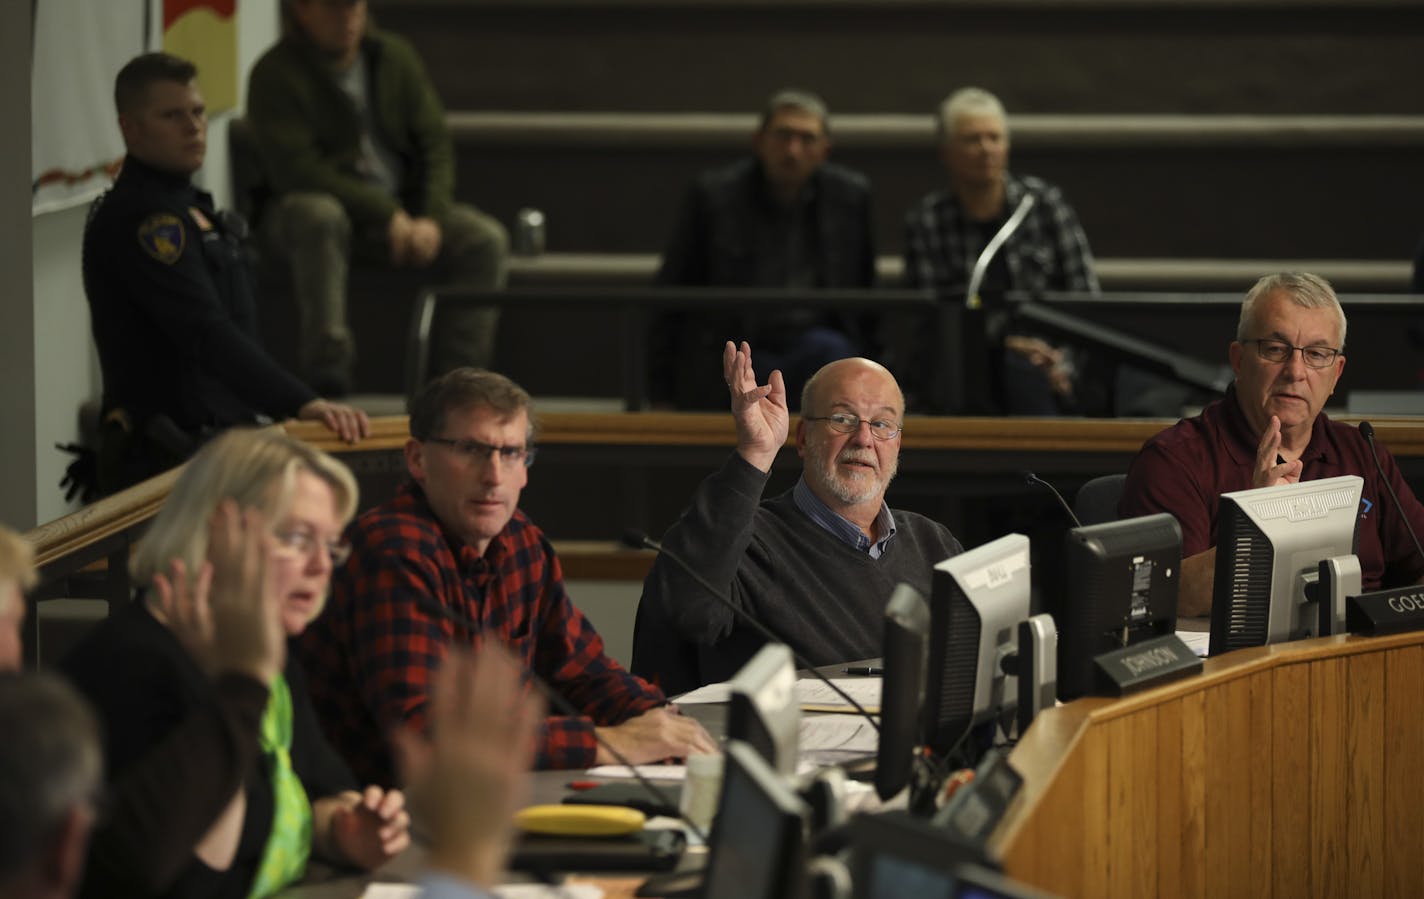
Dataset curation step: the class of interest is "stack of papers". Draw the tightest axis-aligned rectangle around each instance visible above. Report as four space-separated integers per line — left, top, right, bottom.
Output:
672 677 883 714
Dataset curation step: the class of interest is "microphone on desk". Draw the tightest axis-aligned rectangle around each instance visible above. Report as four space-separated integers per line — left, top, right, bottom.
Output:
1022 470 1083 529
965 192 1036 309
1358 421 1424 565
624 529 880 735
402 588 709 842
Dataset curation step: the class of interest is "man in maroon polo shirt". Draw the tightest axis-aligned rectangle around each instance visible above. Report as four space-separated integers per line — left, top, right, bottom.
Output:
1120 272 1424 617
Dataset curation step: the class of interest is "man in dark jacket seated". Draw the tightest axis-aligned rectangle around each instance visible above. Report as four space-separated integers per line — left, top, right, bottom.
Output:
654 89 877 410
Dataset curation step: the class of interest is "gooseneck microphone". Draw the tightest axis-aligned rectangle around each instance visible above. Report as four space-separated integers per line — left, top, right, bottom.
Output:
1358 421 1424 565
404 589 708 842
625 529 881 735
1022 471 1083 529
965 192 1036 309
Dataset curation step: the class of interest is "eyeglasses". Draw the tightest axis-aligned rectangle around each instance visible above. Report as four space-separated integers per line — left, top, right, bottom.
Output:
426 436 538 468
803 412 902 441
1243 338 1342 369
272 527 351 565
764 126 826 147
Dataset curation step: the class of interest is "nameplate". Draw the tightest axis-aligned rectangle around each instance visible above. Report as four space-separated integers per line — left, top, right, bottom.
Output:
1092 634 1203 697
1346 587 1424 636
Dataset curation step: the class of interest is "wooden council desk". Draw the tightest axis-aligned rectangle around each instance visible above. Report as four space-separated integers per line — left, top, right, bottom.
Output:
989 628 1424 898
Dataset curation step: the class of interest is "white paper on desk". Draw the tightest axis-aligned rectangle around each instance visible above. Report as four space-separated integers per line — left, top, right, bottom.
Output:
362 883 603 899
584 763 689 780
588 759 817 782
670 682 733 705
795 677 882 713
1176 630 1211 657
799 713 878 754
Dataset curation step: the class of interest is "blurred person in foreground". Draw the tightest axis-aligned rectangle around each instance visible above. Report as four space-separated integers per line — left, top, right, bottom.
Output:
0 674 103 898
396 645 542 898
0 525 37 670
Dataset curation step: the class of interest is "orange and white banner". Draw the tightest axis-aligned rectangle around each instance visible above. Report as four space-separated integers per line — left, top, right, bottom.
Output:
163 0 238 114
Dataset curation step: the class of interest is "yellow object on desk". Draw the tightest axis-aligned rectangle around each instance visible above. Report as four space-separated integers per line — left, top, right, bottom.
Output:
514 804 647 837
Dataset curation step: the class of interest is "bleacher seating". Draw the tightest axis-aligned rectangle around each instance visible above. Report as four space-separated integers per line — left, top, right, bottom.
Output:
372 0 1424 267
247 0 1421 399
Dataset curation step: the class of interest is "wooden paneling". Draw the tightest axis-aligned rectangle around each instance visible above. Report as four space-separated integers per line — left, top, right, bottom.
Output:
1154 698 1184 899
1384 646 1424 898
1245 671 1273 898
1079 725 1110 897
1177 690 1207 899
1346 652 1386 895
992 632 1424 898
1311 656 1348 896
1270 663 1311 898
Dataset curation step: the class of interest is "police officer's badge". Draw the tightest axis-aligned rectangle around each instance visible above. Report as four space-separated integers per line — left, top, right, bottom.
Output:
137 213 185 264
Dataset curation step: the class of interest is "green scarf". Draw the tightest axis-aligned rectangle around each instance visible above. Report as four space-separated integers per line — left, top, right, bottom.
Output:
246 673 312 898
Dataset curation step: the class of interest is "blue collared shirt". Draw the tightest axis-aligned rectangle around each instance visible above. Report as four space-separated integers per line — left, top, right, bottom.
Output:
793 477 897 559
417 872 497 899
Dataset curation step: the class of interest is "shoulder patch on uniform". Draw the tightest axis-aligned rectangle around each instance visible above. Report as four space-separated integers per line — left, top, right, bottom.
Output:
137 213 185 264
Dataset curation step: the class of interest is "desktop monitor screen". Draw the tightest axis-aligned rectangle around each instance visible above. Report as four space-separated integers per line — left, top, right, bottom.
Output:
702 740 809 899
1209 475 1363 655
848 810 988 899
924 534 1033 760
1056 512 1182 701
876 583 930 801
726 643 801 777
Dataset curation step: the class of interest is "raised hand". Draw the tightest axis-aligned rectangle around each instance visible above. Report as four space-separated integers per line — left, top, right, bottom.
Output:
392 645 543 889
1253 415 1303 488
724 340 788 472
150 556 215 663
199 500 285 684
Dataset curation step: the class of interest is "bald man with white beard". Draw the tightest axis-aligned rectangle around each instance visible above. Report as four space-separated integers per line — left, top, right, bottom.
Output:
635 342 964 693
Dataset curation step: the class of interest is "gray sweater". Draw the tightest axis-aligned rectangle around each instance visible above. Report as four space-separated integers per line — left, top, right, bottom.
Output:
640 453 963 688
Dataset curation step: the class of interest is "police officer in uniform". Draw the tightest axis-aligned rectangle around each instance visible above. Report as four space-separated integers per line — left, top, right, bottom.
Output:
83 52 368 494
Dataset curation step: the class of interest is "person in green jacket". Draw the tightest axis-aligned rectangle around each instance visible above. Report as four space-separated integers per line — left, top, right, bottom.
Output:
248 0 508 397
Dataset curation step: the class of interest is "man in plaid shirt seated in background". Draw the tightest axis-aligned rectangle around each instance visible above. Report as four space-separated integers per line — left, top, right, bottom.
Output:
299 368 716 783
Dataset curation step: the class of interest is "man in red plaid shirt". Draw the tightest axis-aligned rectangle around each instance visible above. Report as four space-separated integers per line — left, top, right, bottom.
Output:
300 369 716 783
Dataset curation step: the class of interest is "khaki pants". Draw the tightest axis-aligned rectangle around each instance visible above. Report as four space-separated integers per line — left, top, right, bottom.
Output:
263 192 508 391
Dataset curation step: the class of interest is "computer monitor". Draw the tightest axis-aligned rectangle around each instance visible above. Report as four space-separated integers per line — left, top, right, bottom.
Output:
1056 513 1182 701
725 643 800 777
701 740 810 899
848 810 988 899
924 534 1033 761
1209 475 1364 656
876 583 930 802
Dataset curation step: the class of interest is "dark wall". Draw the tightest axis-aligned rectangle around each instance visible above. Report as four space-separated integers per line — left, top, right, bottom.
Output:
374 2 1424 115
368 0 1424 263
450 141 1424 260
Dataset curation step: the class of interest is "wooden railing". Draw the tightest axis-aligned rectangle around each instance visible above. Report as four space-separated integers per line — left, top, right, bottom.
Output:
23 412 1424 665
286 412 1424 457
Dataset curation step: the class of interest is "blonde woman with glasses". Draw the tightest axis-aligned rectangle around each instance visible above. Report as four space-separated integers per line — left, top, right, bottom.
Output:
61 428 408 898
